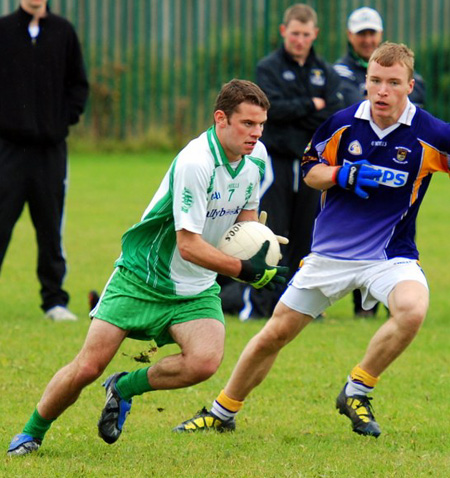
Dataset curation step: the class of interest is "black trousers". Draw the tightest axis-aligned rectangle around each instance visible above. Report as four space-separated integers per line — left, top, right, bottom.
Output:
219 154 321 319
0 138 69 311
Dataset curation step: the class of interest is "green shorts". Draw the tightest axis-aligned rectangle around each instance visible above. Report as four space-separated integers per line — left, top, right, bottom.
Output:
91 267 225 346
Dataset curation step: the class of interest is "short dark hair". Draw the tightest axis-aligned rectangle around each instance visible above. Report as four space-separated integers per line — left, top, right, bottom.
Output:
283 3 318 27
214 79 270 120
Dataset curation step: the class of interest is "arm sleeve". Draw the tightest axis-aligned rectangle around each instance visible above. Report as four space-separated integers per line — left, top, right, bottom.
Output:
302 137 322 177
244 143 266 211
338 78 364 108
244 177 260 212
301 115 340 176
409 73 426 109
65 27 89 125
333 63 364 108
172 156 211 234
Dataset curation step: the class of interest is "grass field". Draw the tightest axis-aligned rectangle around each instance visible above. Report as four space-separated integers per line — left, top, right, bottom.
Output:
0 151 448 478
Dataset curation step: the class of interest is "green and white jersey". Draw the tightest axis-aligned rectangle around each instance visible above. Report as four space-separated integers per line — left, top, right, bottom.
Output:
115 126 267 296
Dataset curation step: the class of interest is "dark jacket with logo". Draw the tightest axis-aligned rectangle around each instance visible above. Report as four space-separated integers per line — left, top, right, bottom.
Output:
0 6 89 146
334 45 426 109
256 46 344 160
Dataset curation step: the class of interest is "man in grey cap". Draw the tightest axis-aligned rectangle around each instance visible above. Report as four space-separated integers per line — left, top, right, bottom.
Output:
334 6 426 318
334 7 425 109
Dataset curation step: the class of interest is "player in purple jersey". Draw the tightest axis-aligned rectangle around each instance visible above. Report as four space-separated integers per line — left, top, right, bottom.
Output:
175 42 449 438
334 6 427 318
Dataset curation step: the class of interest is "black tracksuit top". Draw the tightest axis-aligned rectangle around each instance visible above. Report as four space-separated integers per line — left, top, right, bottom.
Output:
0 6 89 146
256 46 344 160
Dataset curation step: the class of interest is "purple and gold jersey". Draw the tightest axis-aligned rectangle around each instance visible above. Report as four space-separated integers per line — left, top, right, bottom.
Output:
302 100 450 261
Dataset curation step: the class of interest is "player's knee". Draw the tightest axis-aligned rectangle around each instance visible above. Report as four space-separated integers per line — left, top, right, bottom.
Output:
401 310 426 334
73 359 105 385
252 327 289 355
192 362 220 384
391 282 428 330
252 333 274 354
394 300 427 335
185 352 223 385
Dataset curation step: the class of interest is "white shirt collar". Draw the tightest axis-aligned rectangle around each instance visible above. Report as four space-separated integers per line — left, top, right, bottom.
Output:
354 99 417 139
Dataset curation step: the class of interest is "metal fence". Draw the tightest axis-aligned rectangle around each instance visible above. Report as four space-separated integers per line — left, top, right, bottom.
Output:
1 0 449 142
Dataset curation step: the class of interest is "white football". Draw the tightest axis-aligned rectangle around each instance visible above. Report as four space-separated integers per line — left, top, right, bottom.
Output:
217 221 280 266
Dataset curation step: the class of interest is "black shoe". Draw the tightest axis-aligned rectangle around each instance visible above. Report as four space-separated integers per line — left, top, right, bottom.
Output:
98 372 132 444
336 386 381 437
173 407 236 433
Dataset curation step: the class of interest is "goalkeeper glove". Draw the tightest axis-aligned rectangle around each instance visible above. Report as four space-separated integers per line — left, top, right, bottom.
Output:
237 241 289 290
334 160 382 199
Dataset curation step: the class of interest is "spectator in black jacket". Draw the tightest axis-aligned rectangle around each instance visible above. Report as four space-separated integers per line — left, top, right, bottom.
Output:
0 0 89 321
334 7 426 318
220 3 344 320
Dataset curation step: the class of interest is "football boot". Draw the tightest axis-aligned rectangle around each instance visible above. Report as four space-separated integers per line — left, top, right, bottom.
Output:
7 433 41 456
98 372 132 444
173 407 235 433
336 386 381 437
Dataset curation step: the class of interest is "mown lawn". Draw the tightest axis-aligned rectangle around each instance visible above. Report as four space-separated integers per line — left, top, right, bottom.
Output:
0 152 448 478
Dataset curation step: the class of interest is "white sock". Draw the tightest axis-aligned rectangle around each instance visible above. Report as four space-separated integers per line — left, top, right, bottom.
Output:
211 399 238 422
345 377 374 397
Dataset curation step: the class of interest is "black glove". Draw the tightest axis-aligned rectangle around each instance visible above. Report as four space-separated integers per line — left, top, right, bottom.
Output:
237 241 289 290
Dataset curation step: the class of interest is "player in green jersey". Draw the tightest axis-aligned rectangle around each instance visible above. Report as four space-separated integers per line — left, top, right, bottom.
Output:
7 79 289 456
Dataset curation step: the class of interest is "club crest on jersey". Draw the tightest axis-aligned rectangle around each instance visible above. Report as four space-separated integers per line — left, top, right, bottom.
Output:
310 69 325 86
282 70 296 81
348 140 362 155
394 146 411 164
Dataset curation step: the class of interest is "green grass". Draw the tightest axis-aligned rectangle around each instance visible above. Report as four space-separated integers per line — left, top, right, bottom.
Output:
0 152 448 477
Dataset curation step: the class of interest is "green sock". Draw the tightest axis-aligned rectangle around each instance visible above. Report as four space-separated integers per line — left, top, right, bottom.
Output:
115 367 153 401
22 408 55 441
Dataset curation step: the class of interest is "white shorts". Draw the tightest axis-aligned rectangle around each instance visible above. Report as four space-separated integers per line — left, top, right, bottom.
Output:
280 253 428 319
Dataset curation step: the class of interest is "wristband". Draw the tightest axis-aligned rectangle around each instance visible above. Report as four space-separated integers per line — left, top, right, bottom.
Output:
332 166 341 185
251 269 277 289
